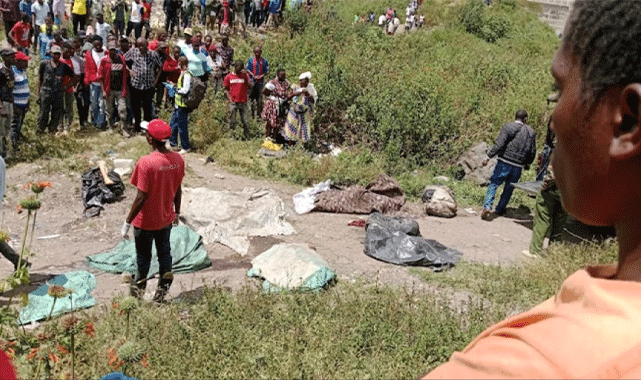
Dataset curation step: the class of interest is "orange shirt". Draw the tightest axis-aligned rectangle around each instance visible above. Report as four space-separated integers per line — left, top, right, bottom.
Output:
423 265 641 379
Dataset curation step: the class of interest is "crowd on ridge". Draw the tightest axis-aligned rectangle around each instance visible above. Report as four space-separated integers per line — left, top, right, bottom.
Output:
0 0 317 160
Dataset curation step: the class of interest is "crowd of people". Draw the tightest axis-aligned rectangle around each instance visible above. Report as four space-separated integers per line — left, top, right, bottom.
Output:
353 0 425 35
0 0 316 158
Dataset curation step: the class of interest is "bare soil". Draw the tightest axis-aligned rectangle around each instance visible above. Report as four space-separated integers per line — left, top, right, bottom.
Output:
0 141 536 305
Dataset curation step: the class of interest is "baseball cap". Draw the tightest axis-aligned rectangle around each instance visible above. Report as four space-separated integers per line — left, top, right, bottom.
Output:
183 27 193 36
14 51 30 61
50 45 62 54
141 119 172 141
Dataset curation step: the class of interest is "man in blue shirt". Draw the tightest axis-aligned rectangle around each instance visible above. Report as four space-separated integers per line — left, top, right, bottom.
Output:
246 45 268 119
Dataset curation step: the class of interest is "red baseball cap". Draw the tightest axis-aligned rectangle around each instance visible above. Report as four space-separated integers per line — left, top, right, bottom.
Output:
142 119 172 141
14 51 30 61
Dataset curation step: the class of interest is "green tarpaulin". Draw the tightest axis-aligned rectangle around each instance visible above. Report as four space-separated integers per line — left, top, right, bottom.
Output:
19 271 97 325
86 225 212 278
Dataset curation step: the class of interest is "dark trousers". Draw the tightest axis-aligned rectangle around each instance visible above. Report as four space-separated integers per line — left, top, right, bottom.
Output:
126 21 143 39
72 13 86 35
130 87 154 132
170 106 191 150
133 225 173 284
165 13 179 35
0 240 20 268
3 21 15 40
10 105 26 149
38 91 64 133
113 19 126 37
75 82 90 126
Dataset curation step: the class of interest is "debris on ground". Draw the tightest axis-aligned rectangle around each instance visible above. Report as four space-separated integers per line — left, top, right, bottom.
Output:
86 225 211 277
247 243 336 292
313 174 405 214
81 166 125 217
19 271 97 325
182 187 296 255
422 185 457 218
364 212 462 270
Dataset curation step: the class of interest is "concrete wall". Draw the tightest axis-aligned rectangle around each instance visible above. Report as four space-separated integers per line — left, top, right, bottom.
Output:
528 0 574 35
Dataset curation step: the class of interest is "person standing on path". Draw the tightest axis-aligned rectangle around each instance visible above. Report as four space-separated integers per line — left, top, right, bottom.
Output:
1 0 21 40
246 45 268 119
111 0 128 38
169 56 193 154
10 51 29 151
0 49 15 158
122 118 184 303
102 41 129 131
480 109 536 220
8 14 32 55
124 37 163 133
126 0 144 39
84 35 107 130
70 0 88 35
37 45 78 134
223 60 251 138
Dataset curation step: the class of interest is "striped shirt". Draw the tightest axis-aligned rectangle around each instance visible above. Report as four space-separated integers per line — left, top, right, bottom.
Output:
11 66 29 109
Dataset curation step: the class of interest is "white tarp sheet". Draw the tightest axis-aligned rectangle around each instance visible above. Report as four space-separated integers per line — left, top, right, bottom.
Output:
183 187 296 255
248 244 336 292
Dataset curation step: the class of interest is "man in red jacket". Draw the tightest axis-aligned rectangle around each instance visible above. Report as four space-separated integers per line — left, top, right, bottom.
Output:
101 41 130 133
84 35 106 129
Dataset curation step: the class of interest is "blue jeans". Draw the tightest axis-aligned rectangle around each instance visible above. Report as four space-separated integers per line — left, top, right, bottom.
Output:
170 106 191 150
483 160 522 214
133 224 173 283
89 83 105 128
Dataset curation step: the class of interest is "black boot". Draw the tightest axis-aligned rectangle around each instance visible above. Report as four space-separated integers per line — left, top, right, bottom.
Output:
130 276 147 299
153 272 174 304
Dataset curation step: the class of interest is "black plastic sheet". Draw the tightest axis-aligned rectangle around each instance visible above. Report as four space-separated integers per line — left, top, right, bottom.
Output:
81 167 125 217
364 213 462 271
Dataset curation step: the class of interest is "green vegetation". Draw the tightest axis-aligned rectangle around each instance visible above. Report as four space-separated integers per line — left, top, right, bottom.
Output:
1 241 616 379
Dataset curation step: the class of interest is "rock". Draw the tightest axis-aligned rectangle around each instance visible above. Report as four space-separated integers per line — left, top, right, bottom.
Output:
456 142 497 186
112 158 134 177
422 185 457 218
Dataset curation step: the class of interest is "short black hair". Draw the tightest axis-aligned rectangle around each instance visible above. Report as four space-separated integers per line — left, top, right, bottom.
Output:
21 13 29 22
93 35 103 43
563 0 641 104
276 68 285 75
233 60 244 68
515 109 528 121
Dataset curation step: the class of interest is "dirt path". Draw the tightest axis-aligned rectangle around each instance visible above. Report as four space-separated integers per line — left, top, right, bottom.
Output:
0 143 533 305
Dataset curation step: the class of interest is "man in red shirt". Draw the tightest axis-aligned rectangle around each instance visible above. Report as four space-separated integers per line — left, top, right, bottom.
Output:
8 14 32 55
223 60 251 138
141 0 152 38
122 119 185 303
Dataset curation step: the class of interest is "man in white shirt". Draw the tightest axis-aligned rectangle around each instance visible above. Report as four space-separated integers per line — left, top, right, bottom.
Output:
126 0 144 39
31 0 49 46
94 13 111 43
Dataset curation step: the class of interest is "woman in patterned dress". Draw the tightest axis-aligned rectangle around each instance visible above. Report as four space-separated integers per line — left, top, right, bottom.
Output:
283 71 317 144
261 68 291 139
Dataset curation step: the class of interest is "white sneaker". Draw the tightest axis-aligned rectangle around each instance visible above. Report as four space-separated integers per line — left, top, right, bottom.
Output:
178 149 190 155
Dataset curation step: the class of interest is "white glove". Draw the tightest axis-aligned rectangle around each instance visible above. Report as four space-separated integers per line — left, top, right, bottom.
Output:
121 222 132 239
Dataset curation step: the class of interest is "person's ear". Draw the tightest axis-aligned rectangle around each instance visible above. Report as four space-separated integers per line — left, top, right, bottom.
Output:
610 83 641 161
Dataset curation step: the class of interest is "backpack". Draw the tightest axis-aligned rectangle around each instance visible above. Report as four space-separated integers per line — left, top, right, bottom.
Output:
184 75 207 109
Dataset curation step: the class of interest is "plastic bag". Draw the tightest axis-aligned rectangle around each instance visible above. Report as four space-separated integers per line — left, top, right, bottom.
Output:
364 212 461 270
292 180 331 214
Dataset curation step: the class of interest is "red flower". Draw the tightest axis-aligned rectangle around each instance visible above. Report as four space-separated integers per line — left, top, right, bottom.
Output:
58 345 69 354
38 181 52 188
26 347 38 361
85 322 95 338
